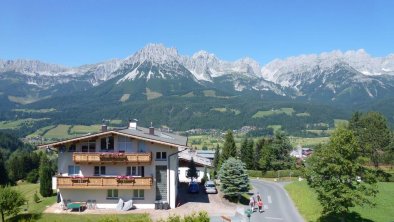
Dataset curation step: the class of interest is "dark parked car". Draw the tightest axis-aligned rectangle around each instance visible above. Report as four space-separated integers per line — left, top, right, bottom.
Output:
188 182 199 193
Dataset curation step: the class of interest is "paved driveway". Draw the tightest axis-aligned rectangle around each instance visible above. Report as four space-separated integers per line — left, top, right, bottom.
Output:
248 179 304 222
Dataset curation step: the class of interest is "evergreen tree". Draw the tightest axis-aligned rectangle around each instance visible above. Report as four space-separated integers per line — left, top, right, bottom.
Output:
201 167 208 184
219 157 249 201
0 152 8 185
212 144 220 177
39 154 53 197
306 127 378 216
186 158 198 182
220 130 237 165
253 138 265 170
240 138 254 169
0 186 26 222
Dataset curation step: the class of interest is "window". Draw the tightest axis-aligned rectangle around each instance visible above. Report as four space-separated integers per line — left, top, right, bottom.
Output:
81 140 96 152
118 136 132 152
138 141 146 152
126 166 144 177
94 166 106 176
156 152 167 160
107 189 118 199
68 165 80 176
133 190 144 200
68 144 76 152
100 136 114 152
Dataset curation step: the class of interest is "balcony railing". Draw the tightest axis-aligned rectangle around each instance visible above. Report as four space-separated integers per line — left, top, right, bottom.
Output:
72 152 152 164
57 176 153 189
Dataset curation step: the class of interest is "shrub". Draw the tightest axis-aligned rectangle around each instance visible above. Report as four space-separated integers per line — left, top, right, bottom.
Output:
33 192 40 203
26 169 39 183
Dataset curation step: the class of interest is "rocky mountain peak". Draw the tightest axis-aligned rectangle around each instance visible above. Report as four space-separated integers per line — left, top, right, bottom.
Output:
126 43 180 64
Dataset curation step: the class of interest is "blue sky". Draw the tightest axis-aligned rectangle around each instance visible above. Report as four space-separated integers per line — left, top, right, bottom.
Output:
1 0 393 67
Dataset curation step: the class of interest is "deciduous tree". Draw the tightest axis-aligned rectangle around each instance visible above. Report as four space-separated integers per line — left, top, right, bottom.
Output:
0 186 26 222
306 127 378 216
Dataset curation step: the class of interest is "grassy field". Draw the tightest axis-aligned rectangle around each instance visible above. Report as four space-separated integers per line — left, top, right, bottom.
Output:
0 118 49 130
285 181 394 222
267 125 282 132
13 108 56 113
181 91 195 97
9 183 151 222
43 125 73 139
334 119 349 127
146 88 162 100
252 108 295 118
119 94 130 102
8 95 49 105
69 125 101 135
296 112 311 117
211 107 241 115
290 136 329 147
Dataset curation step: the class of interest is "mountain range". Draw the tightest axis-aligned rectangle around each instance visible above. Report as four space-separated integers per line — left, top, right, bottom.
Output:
1 44 394 133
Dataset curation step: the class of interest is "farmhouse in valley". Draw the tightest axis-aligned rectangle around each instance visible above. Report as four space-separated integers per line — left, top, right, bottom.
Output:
39 121 188 209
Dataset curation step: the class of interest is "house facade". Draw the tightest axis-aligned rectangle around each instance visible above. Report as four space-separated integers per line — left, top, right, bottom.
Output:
40 122 188 209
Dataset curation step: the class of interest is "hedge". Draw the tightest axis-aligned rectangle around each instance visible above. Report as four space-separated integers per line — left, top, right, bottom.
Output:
248 170 303 178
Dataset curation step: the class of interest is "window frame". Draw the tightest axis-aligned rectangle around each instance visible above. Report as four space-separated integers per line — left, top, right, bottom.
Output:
155 152 167 161
94 166 106 176
68 165 80 176
133 189 145 200
107 189 119 199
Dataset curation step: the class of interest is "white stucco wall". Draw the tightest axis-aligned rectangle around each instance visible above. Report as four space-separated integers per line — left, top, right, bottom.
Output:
178 167 210 183
57 133 180 209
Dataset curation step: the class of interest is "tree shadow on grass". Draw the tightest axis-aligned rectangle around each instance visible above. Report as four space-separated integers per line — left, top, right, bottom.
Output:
318 212 374 222
6 213 42 222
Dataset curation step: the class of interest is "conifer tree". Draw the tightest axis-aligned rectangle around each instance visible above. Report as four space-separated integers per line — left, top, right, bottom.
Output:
39 154 53 197
240 138 254 169
212 144 220 177
220 130 237 165
186 158 198 182
219 157 249 201
0 152 8 185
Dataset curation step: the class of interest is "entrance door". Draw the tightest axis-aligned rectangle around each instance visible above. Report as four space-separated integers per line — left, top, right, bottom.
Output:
155 165 167 201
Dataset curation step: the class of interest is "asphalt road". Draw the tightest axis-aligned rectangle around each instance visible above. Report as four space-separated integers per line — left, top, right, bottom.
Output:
248 179 304 222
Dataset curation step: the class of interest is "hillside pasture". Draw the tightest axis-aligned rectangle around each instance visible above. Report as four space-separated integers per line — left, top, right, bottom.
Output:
69 125 101 135
0 118 49 130
13 108 56 113
252 108 295 118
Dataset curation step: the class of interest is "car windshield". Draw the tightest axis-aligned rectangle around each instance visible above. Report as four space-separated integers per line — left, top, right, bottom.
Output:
206 184 215 187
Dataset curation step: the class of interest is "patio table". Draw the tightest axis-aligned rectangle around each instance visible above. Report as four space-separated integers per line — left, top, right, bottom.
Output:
67 201 87 212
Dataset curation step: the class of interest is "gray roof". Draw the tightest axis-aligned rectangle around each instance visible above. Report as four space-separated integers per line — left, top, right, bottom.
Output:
38 126 187 148
196 150 215 159
118 127 187 146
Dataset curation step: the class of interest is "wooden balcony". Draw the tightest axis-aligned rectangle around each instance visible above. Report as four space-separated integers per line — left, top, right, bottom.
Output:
57 176 153 189
72 152 152 164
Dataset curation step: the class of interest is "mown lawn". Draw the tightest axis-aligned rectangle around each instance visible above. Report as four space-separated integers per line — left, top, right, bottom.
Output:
9 183 151 222
285 181 394 222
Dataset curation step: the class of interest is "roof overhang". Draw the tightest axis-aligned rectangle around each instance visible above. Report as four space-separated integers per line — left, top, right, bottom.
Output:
37 130 186 149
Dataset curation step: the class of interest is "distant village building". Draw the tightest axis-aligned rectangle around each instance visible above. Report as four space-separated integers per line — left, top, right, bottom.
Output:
290 145 313 160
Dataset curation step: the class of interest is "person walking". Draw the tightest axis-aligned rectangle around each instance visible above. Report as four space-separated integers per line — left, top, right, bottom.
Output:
249 196 256 211
257 199 264 213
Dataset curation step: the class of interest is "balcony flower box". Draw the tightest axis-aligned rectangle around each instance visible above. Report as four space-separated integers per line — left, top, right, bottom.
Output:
99 152 127 161
116 176 135 183
71 176 89 183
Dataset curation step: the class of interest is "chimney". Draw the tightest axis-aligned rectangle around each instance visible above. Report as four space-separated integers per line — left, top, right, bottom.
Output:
128 119 137 130
149 122 154 135
101 124 107 132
